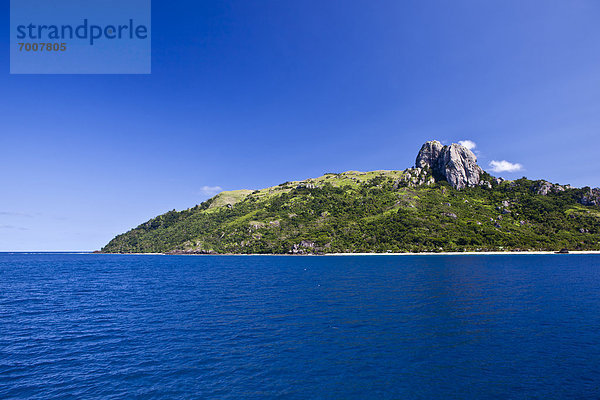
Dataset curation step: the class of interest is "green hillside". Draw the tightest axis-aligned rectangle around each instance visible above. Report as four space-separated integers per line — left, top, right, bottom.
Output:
101 170 600 254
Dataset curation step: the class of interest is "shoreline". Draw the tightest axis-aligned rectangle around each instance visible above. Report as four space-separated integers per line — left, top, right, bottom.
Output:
326 251 600 256
92 250 600 256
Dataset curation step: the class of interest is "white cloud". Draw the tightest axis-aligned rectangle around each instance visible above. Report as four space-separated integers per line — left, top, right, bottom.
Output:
458 140 476 150
489 160 523 173
199 186 222 197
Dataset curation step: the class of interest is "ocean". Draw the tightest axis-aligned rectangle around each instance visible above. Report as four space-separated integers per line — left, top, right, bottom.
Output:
1 253 599 399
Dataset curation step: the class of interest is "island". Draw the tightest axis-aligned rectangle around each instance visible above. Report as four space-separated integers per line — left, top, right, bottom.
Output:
101 141 600 254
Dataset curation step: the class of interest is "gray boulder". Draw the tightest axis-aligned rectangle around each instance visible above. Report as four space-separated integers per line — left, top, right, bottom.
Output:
415 140 483 189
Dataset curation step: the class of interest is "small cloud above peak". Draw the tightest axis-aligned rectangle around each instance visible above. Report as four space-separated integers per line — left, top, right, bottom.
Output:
199 186 223 197
489 160 523 173
458 140 476 150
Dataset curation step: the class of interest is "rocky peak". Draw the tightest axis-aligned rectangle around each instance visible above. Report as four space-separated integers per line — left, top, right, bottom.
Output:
415 140 484 189
416 140 444 169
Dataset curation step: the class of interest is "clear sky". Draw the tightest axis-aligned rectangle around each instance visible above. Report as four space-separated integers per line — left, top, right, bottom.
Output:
2 0 600 251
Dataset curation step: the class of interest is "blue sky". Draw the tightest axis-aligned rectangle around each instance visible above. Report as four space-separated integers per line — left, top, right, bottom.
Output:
2 0 600 251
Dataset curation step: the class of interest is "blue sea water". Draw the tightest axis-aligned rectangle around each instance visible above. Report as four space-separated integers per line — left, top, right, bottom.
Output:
1 253 600 399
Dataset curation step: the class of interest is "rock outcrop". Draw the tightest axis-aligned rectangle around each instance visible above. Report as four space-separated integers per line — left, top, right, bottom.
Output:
416 141 444 169
531 180 569 196
579 188 600 206
399 167 436 187
415 140 484 189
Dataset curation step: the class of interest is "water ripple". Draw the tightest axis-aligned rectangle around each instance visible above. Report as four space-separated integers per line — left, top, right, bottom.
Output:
1 253 600 399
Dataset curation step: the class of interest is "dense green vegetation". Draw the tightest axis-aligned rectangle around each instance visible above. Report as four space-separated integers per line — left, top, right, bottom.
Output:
102 171 600 254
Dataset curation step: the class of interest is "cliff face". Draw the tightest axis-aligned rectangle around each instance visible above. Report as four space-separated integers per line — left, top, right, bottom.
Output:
416 140 483 189
416 141 444 170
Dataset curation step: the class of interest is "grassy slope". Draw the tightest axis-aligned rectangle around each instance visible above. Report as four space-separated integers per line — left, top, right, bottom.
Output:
102 170 600 253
